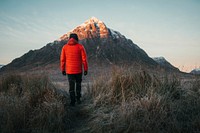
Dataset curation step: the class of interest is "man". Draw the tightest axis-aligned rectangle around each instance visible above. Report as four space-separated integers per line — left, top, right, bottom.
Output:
60 33 88 106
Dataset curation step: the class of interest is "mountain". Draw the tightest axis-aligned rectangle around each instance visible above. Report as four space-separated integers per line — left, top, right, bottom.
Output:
190 68 200 75
153 57 179 71
0 65 4 69
1 17 158 72
60 17 157 65
1 40 65 71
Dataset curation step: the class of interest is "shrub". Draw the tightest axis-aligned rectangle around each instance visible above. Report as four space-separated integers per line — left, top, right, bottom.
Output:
87 67 200 133
0 74 72 133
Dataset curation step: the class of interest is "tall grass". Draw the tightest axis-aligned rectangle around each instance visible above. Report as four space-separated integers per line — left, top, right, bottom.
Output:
87 67 200 133
0 67 199 133
0 74 72 133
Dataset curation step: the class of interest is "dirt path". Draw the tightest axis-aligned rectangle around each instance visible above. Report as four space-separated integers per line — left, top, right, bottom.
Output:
49 70 93 132
51 77 92 132
66 100 92 133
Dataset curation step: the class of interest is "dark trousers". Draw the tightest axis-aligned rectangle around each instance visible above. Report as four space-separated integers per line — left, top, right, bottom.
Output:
67 73 82 104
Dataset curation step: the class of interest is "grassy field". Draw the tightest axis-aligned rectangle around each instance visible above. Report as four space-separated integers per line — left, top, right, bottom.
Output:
86 67 200 133
0 66 200 133
0 74 74 133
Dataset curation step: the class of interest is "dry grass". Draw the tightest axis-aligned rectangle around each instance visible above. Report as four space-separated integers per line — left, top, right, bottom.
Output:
0 66 200 133
87 66 200 133
0 74 73 133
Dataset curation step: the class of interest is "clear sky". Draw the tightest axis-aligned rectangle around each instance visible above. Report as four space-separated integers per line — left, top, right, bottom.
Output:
0 0 199 72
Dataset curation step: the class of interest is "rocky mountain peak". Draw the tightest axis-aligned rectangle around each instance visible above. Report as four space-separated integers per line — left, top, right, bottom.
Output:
60 17 118 40
86 16 102 24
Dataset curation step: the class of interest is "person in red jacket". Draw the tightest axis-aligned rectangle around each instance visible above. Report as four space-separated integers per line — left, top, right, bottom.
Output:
60 33 88 106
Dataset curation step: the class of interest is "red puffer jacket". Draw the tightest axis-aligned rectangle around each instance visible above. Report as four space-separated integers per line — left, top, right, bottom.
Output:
60 38 88 74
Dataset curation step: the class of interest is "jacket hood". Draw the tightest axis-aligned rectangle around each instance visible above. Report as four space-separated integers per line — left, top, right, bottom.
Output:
68 38 78 45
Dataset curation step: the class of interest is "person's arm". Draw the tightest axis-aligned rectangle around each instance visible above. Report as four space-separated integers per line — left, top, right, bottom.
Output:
60 46 66 73
81 46 88 74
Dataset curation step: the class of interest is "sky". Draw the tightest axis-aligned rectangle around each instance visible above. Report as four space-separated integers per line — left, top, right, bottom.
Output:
0 0 199 72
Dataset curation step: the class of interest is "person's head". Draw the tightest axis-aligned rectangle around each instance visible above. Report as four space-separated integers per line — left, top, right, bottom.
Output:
69 33 79 42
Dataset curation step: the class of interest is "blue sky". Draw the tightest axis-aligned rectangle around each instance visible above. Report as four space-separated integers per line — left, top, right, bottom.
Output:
0 0 199 72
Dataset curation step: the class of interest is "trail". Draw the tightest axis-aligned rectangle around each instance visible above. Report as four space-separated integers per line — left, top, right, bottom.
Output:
51 75 92 132
66 99 92 133
64 85 92 133
48 69 94 132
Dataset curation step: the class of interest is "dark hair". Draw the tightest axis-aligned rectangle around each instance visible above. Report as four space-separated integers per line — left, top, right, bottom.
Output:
69 33 79 41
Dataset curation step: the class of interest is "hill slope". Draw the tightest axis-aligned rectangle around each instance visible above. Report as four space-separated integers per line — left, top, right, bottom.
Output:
1 17 158 72
190 68 200 75
153 57 179 71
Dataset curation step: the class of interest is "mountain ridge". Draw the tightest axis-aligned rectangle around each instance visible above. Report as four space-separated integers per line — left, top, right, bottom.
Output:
190 68 200 75
153 57 179 71
1 17 175 73
0 65 4 69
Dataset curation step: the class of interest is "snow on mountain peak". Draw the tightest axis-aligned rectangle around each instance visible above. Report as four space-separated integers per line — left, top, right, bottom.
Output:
190 68 200 74
153 56 179 71
192 68 200 71
59 17 130 44
60 17 122 40
153 57 166 63
0 65 4 69
195 68 200 71
79 17 104 29
88 17 101 23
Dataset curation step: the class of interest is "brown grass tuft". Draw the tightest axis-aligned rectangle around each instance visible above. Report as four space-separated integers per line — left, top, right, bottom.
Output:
87 67 200 133
0 74 72 133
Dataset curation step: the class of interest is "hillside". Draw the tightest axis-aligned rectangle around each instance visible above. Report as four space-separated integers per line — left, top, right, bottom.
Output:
153 57 179 71
190 68 200 75
1 17 158 72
